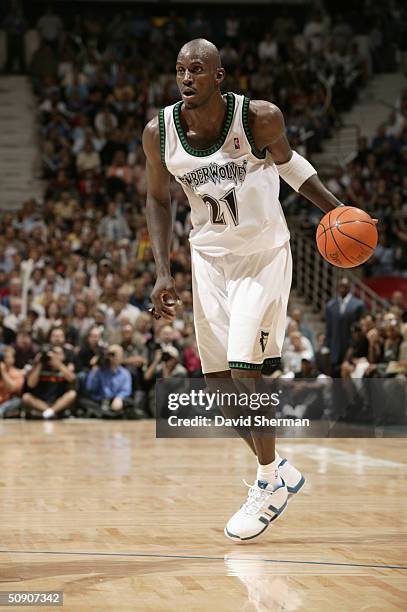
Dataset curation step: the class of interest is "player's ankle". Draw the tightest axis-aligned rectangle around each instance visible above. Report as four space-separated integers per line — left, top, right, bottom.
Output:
256 457 282 489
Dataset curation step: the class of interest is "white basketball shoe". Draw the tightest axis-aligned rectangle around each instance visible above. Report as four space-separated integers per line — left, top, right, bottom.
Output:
224 458 305 542
277 457 305 495
224 479 288 542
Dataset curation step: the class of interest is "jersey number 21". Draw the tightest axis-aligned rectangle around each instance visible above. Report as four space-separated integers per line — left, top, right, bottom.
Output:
201 188 239 226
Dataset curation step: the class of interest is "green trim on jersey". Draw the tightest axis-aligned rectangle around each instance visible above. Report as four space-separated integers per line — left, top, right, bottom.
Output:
173 92 235 157
158 108 167 170
242 97 267 159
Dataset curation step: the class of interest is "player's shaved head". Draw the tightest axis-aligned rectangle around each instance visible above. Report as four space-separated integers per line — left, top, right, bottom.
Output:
177 39 221 69
175 39 225 108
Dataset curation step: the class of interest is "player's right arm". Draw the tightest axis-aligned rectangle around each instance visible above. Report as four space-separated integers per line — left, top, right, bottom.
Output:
143 117 179 319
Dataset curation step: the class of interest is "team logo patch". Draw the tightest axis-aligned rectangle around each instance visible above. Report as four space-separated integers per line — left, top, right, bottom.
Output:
234 137 240 150
260 331 269 353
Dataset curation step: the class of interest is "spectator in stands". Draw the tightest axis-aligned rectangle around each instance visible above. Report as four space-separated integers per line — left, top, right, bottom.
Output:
3 297 24 343
364 316 403 378
120 323 146 367
325 278 365 376
157 324 182 354
13 331 38 368
84 344 132 417
133 312 153 353
0 347 25 417
75 326 103 372
48 326 75 360
33 300 62 341
22 345 76 419
390 290 407 322
382 318 403 368
302 8 330 53
71 300 94 340
36 5 64 50
106 151 133 197
285 320 314 355
130 279 150 312
2 277 22 309
282 331 314 374
76 140 101 174
340 322 370 378
257 32 278 62
369 235 395 276
114 286 140 325
97 201 130 241
287 307 315 349
144 345 187 382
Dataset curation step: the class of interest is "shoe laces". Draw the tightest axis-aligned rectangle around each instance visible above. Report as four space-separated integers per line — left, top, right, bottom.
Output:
241 480 271 515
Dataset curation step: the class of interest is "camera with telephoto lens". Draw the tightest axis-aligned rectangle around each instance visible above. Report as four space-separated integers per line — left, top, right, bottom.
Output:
40 344 54 367
96 346 115 369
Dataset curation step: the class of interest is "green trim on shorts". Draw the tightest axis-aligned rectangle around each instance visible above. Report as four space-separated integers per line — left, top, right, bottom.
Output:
229 361 263 371
228 357 282 372
158 108 167 170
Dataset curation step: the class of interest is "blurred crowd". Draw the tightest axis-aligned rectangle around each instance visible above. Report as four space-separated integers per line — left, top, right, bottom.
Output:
0 1 405 422
288 88 407 275
279 278 406 423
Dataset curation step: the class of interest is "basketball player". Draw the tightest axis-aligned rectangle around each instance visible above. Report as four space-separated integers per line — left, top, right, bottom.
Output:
143 39 344 542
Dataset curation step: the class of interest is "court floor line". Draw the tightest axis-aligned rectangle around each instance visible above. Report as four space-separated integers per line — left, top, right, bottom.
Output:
0 550 406 570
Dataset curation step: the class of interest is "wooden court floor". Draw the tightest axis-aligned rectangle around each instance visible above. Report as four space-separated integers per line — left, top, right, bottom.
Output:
0 420 406 611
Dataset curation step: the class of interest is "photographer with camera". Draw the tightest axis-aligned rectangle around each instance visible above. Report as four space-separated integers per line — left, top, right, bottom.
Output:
144 346 187 382
75 326 103 372
83 344 132 417
0 347 25 418
22 344 77 419
144 346 187 418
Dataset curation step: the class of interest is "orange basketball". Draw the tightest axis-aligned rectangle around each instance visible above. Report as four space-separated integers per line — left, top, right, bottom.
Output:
316 206 378 268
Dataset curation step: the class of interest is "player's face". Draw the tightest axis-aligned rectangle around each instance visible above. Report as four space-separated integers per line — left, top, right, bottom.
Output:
175 54 222 109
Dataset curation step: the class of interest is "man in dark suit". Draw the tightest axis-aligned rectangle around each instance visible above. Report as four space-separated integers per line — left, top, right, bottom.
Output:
325 277 365 376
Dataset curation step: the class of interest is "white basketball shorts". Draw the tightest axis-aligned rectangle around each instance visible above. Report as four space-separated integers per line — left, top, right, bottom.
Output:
191 241 292 374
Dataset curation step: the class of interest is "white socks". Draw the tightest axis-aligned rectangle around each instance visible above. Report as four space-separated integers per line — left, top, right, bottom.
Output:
256 456 282 490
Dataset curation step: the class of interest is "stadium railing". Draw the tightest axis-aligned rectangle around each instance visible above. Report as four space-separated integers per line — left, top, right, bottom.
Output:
291 230 389 316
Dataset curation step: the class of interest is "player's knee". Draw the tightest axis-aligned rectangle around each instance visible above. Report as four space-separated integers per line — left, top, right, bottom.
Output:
230 367 261 395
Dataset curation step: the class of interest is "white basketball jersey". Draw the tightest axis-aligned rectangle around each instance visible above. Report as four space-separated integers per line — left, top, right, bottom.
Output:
160 92 290 257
